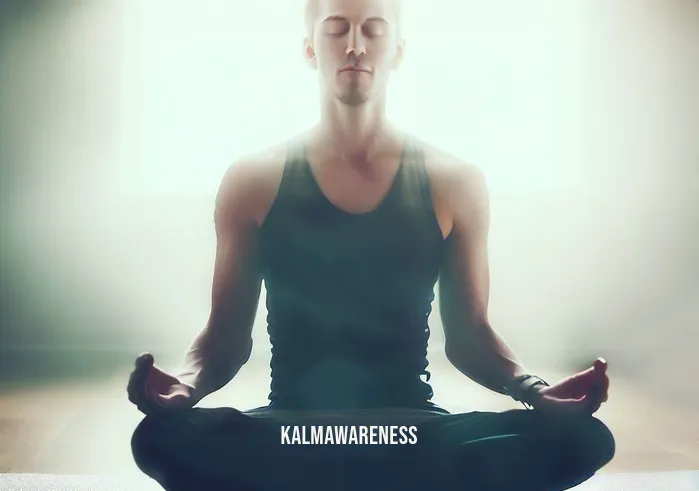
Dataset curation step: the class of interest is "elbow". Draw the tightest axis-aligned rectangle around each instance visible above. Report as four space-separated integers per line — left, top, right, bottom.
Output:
445 339 469 371
237 337 253 366
223 335 252 369
212 337 252 383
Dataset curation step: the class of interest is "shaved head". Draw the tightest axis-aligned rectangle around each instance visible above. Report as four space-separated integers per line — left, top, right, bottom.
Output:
304 0 403 38
303 0 405 107
304 0 319 36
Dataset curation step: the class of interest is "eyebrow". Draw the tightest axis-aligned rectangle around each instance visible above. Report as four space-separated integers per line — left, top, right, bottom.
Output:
321 16 390 24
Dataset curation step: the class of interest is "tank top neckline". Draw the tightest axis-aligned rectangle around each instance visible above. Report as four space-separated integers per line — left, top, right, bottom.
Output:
296 137 412 218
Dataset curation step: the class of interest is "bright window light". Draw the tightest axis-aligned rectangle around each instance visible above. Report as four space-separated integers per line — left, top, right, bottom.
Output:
115 0 583 196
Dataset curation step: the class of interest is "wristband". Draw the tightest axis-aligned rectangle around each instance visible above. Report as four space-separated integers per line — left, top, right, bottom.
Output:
505 374 550 409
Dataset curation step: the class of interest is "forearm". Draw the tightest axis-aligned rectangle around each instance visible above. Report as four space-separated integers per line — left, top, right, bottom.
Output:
445 322 528 395
176 326 252 402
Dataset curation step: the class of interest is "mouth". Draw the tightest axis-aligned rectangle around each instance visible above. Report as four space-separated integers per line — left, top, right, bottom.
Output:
339 66 371 73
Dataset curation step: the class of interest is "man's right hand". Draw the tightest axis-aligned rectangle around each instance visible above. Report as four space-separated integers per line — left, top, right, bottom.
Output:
127 353 196 416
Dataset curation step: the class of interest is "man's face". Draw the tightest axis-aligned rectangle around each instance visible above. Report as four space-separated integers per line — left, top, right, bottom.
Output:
305 0 404 107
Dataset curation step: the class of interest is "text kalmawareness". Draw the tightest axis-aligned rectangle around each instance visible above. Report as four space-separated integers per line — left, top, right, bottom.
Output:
281 425 418 445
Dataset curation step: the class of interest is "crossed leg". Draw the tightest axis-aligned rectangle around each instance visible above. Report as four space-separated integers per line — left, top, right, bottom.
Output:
131 407 615 491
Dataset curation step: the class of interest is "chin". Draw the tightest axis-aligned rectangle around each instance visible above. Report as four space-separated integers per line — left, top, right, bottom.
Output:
336 90 372 107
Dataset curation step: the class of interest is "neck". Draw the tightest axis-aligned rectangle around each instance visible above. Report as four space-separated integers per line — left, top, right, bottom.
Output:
314 92 394 159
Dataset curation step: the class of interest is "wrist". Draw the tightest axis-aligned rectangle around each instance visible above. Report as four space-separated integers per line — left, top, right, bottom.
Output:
505 374 549 408
175 369 197 389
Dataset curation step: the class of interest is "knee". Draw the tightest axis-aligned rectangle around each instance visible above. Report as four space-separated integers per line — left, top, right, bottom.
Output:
131 416 170 478
562 416 616 472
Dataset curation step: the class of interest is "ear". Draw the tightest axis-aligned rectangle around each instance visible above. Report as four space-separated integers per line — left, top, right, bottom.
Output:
393 38 406 71
304 38 318 69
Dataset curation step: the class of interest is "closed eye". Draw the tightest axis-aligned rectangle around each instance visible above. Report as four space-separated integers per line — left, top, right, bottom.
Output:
363 19 388 38
322 18 349 36
321 16 390 38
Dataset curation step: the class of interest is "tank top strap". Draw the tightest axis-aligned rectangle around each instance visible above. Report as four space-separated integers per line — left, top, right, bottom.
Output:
268 137 314 207
387 136 435 215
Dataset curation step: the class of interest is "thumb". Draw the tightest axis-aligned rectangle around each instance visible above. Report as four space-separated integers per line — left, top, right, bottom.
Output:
543 392 589 405
157 386 194 408
540 393 591 416
136 352 155 372
572 358 607 383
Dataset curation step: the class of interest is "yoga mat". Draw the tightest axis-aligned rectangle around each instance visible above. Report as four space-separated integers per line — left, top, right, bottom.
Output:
0 471 697 490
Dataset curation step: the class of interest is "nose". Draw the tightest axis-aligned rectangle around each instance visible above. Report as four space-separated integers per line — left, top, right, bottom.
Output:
345 24 366 57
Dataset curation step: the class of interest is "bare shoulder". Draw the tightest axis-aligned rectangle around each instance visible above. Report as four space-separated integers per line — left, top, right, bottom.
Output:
412 137 488 237
216 139 293 227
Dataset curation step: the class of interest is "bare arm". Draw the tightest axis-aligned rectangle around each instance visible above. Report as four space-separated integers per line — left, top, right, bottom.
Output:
439 165 529 395
176 163 264 402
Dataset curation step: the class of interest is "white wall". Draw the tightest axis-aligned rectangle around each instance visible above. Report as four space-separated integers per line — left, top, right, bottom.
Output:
0 1 697 382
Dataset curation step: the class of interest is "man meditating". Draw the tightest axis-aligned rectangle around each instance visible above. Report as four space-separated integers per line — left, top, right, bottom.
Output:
128 0 615 489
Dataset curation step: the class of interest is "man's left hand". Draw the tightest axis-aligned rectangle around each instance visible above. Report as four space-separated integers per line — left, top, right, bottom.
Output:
531 358 610 417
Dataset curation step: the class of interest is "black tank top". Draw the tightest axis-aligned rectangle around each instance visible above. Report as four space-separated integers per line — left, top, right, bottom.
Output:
258 137 447 411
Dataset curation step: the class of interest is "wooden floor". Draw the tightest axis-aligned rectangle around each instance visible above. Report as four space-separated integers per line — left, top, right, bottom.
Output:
0 356 698 482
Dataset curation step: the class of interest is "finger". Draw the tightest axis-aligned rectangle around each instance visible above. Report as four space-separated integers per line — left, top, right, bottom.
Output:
137 352 154 367
573 358 608 382
127 363 147 405
599 374 610 402
128 354 153 395
127 370 140 405
588 385 605 413
127 353 155 409
587 370 610 404
134 384 172 417
586 385 604 410
570 365 597 383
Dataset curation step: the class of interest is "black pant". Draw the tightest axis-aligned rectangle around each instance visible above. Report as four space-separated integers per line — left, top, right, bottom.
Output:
131 406 615 491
